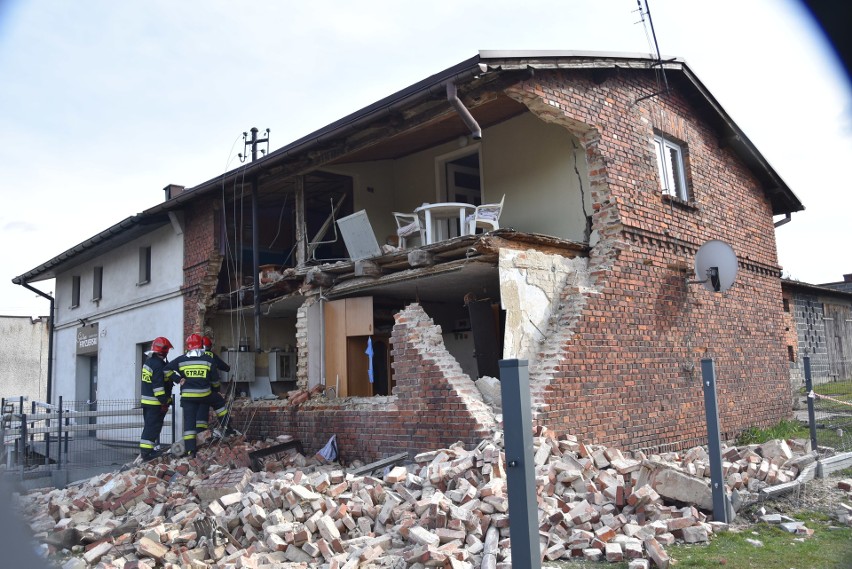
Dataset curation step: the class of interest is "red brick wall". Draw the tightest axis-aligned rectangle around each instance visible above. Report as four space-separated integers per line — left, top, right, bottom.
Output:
181 202 222 338
510 70 790 450
229 304 496 462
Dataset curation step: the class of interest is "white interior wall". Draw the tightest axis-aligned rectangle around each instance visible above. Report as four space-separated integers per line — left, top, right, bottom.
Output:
482 112 588 241
329 111 590 242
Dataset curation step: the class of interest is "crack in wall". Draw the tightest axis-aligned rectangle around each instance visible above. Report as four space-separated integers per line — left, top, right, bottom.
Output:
572 138 593 243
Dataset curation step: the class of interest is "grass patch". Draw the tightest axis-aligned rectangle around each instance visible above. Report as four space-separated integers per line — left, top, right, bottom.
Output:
832 466 852 478
813 380 852 398
736 419 809 446
669 518 852 569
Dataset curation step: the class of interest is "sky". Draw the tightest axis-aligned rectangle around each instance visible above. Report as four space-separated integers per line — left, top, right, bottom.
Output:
0 0 849 317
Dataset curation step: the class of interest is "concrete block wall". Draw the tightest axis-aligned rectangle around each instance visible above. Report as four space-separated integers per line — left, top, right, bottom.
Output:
781 288 804 406
792 293 830 382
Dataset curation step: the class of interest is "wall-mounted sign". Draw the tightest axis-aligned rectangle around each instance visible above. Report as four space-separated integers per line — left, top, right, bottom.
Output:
77 323 99 355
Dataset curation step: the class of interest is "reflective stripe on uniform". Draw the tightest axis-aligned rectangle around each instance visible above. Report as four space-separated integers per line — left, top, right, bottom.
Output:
141 396 160 406
181 388 212 398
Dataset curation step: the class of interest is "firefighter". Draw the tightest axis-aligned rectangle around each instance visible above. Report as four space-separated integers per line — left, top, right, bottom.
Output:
165 333 236 457
203 335 230 375
139 336 174 461
195 335 232 436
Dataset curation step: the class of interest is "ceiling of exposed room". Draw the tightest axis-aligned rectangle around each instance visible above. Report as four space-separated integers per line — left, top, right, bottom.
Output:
331 93 528 164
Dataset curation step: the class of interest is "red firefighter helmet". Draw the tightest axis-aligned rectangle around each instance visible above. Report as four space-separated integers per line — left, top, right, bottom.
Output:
202 336 213 350
151 337 173 356
186 333 204 351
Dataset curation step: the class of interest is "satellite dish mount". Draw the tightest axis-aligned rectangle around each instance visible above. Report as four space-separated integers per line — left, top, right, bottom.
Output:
687 240 738 293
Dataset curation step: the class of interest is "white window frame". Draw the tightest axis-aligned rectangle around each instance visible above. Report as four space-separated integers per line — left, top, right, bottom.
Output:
654 135 688 201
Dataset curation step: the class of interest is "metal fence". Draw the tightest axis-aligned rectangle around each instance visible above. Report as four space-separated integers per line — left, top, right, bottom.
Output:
1 398 175 481
802 356 852 453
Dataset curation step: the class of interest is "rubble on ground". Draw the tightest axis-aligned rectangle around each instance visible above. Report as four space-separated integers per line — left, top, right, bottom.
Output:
11 428 820 568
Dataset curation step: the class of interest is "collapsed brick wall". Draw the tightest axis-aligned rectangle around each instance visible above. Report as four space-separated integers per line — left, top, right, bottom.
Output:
507 69 790 450
230 304 496 462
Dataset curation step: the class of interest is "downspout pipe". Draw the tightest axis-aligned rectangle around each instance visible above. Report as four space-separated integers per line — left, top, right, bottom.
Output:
18 281 54 404
446 82 482 140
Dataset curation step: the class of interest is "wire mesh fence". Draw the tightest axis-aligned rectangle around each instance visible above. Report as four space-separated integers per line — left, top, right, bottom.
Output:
801 356 852 453
1 397 176 481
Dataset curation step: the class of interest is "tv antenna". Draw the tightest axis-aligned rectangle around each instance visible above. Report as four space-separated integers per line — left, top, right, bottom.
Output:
687 240 738 293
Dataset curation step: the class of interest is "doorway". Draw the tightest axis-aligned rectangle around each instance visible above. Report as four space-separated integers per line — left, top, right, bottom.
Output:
443 151 482 205
87 356 98 437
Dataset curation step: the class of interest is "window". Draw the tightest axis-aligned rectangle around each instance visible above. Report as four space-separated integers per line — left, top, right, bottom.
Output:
139 246 151 285
654 135 688 201
783 298 790 313
787 345 795 362
92 266 103 301
71 275 81 308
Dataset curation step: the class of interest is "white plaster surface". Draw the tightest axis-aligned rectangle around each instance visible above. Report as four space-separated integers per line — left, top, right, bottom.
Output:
499 248 589 362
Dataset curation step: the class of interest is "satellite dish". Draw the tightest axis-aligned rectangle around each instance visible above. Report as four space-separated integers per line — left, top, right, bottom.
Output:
692 240 738 293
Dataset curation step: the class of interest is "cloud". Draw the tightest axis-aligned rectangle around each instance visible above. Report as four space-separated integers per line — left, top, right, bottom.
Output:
3 221 37 232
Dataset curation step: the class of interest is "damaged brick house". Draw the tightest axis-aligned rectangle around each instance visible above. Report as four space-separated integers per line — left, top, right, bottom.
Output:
15 51 804 462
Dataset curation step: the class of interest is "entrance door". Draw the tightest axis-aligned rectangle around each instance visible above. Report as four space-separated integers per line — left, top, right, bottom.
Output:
88 357 98 437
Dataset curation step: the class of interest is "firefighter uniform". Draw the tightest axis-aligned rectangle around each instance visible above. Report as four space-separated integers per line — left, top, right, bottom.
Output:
165 348 231 457
195 346 231 432
139 337 174 460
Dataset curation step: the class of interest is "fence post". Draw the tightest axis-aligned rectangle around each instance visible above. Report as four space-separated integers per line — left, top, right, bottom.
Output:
0 398 5 461
803 356 818 452
700 358 729 524
20 412 27 477
57 396 63 469
41 400 52 467
498 359 541 569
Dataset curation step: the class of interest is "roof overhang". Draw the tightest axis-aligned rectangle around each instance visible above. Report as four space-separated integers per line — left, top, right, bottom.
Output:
12 213 171 284
781 278 852 300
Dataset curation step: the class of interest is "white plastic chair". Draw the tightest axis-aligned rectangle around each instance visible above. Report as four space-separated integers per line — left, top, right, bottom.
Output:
467 194 505 235
393 212 425 249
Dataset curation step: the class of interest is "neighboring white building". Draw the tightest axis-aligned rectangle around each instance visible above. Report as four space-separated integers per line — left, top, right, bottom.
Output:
13 212 185 416
0 315 50 404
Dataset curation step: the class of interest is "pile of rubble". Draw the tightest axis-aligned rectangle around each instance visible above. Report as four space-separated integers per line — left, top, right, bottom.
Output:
12 428 816 569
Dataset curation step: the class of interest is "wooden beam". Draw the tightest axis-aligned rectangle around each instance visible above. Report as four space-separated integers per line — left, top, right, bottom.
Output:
349 451 409 476
295 176 306 267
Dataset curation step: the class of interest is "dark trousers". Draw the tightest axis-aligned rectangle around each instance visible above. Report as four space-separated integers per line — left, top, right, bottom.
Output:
140 405 166 455
181 392 229 455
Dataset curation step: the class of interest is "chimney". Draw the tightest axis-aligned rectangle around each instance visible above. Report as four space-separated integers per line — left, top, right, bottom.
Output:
844 273 852 283
163 184 185 201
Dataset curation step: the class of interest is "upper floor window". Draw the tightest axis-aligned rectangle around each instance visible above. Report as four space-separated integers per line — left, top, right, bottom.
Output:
71 275 81 308
138 246 151 285
92 266 103 301
654 135 689 201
